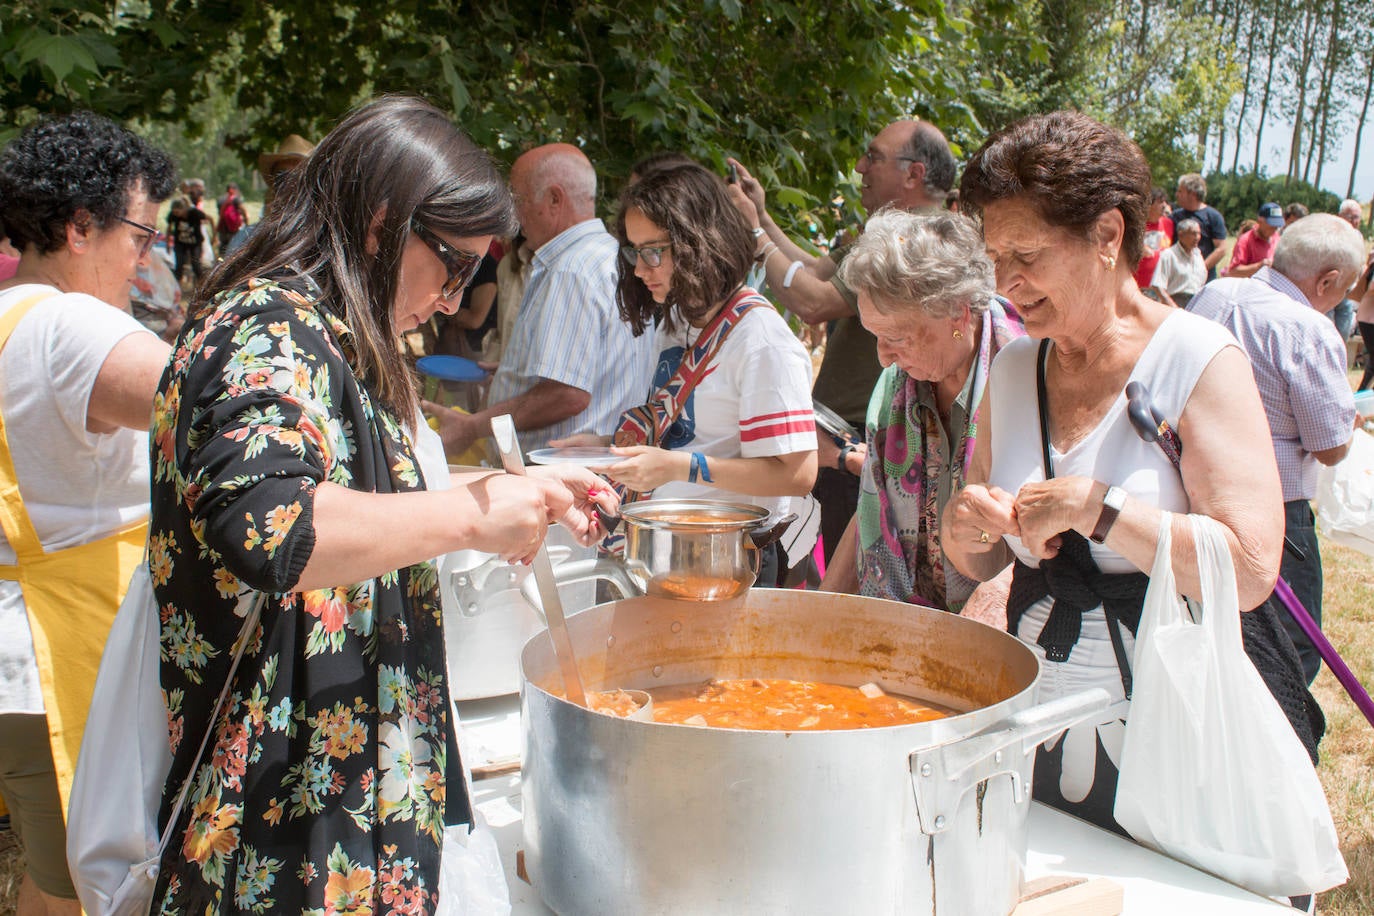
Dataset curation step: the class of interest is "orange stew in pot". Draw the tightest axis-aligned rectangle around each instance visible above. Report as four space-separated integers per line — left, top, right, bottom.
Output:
643 678 950 730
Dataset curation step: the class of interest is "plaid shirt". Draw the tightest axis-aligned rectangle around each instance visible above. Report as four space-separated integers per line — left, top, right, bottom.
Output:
1188 268 1355 500
487 219 657 453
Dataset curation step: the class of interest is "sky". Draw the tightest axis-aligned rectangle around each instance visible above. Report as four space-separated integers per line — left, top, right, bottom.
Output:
1223 112 1374 204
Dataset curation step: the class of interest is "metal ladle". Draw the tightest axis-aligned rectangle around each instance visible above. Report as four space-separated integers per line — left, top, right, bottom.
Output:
489 415 652 721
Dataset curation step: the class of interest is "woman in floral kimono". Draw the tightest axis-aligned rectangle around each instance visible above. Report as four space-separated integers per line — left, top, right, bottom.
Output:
148 96 612 914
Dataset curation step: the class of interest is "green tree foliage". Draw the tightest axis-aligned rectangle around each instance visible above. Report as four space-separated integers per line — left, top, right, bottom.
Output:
1204 169 1341 234
6 1 1020 242
0 0 184 136
964 0 1242 188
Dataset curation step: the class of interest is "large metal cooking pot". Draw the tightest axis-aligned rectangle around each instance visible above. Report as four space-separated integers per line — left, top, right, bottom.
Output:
520 588 1108 916
619 498 794 600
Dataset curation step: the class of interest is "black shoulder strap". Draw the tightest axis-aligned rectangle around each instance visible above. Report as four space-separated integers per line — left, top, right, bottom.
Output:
1036 338 1053 480
1035 336 1132 698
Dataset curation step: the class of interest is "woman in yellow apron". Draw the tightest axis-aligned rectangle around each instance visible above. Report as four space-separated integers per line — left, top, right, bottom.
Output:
0 112 174 916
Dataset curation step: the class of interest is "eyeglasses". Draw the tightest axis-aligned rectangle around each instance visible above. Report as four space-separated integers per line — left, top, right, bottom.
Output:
620 243 671 268
858 150 917 168
116 216 158 257
410 220 484 300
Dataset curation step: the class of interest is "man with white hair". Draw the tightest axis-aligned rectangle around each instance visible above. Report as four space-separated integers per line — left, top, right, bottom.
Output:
431 143 657 454
1149 218 1206 307
1338 198 1364 229
1189 213 1364 683
1330 198 1367 340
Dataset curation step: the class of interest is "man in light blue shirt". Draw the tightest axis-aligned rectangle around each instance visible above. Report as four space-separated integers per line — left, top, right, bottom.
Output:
436 144 656 455
1188 214 1364 683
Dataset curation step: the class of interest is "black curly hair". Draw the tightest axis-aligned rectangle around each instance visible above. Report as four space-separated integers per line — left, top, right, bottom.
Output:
0 111 176 255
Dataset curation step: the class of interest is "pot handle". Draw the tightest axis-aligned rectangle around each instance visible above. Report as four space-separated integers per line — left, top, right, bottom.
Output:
908 688 1110 835
517 558 646 623
749 512 797 549
448 546 576 618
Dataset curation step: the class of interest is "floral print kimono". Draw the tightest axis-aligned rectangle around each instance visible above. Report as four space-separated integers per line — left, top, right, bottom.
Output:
149 274 466 915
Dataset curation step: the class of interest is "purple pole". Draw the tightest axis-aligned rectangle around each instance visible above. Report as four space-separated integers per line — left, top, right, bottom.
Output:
1272 576 1374 730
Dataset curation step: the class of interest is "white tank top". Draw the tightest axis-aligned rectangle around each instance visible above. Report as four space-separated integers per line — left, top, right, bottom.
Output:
987 310 1238 574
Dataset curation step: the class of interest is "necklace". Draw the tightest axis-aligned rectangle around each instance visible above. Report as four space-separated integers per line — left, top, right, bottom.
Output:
683 321 702 351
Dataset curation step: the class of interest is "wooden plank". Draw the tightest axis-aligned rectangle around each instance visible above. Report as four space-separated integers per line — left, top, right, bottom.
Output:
1013 876 1123 916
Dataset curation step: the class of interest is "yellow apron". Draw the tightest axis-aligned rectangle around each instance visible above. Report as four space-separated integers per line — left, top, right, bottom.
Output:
0 291 147 819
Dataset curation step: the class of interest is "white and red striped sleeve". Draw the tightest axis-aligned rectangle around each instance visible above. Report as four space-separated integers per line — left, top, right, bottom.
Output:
734 309 817 458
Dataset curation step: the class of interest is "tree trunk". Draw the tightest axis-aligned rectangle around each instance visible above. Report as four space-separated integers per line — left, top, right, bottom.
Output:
1198 0 1233 164
1230 4 1262 172
1306 0 1342 187
1253 0 1284 175
1285 1 1321 184
1347 50 1374 199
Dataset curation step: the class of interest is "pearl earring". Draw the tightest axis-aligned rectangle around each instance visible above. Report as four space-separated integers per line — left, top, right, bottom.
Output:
1102 253 1117 272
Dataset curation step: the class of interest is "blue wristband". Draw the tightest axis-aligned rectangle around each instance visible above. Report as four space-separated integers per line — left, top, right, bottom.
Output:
689 451 713 484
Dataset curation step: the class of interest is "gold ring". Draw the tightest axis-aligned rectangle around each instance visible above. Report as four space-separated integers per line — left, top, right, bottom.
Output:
978 530 990 544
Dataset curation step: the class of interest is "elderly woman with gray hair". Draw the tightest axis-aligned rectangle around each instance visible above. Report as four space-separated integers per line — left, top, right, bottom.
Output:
820 209 1024 611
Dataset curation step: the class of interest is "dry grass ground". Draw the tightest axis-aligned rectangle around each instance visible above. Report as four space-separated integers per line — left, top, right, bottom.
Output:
0 830 19 916
1312 536 1374 915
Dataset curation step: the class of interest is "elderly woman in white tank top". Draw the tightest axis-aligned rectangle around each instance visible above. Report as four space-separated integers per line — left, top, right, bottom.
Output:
942 112 1304 837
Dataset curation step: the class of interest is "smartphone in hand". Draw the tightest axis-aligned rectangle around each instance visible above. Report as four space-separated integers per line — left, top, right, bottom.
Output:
727 162 739 184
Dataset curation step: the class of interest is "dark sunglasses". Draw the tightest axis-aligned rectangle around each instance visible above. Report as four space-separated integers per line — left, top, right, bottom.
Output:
620 243 671 268
116 216 158 257
410 220 484 300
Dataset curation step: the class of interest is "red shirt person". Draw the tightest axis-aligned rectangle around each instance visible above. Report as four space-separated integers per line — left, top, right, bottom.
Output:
1225 202 1284 278
1133 188 1174 289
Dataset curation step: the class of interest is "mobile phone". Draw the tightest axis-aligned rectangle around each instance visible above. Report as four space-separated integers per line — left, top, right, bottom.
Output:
727 162 739 184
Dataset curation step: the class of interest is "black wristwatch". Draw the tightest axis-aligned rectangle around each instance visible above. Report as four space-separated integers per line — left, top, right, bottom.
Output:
837 443 858 473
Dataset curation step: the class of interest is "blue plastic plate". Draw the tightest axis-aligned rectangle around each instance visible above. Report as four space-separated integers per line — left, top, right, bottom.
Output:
417 355 488 382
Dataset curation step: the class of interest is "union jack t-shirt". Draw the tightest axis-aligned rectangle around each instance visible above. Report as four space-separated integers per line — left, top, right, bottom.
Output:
645 302 817 518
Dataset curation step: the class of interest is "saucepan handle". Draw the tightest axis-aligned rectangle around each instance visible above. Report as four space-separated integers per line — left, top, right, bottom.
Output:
908 688 1110 835
749 512 797 549
742 513 796 579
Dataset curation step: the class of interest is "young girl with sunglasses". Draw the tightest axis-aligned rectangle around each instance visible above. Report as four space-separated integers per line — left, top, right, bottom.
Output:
599 163 818 584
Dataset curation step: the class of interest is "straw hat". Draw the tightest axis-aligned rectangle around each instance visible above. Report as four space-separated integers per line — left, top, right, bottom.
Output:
257 134 315 176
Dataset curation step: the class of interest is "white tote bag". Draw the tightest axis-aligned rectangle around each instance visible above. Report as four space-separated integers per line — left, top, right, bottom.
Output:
1316 428 1374 558
68 561 261 916
1114 513 1347 897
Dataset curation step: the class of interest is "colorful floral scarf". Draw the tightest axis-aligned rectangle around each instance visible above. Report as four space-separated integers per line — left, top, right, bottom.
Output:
855 297 1024 611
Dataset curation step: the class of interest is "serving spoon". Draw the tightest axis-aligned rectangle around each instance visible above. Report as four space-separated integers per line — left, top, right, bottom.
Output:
489 415 652 721
490 414 588 706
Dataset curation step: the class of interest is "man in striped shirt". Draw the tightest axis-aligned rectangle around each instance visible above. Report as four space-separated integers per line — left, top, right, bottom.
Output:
436 144 657 455
1188 214 1364 683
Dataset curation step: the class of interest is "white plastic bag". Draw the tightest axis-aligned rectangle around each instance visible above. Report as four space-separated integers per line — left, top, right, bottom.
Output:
66 562 171 916
436 810 511 916
69 562 262 915
1114 513 1347 897
1316 428 1374 558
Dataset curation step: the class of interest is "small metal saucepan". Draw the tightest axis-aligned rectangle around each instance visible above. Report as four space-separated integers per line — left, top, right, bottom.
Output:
618 498 795 601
